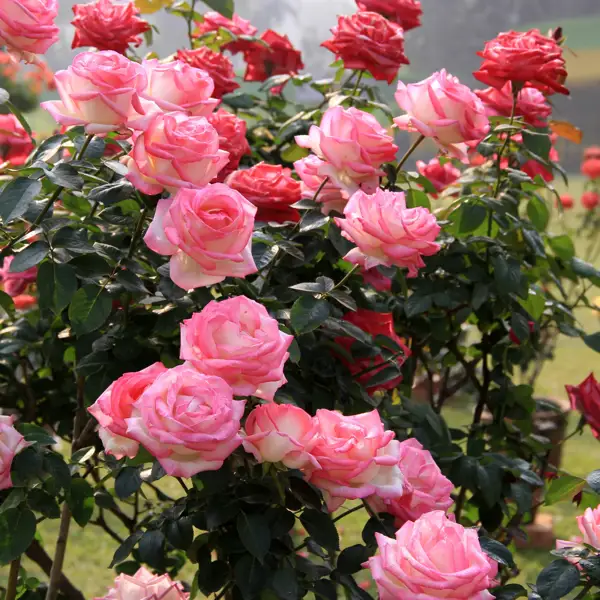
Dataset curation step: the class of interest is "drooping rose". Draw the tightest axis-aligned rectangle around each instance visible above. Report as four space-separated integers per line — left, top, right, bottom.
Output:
194 11 257 54
0 256 37 297
416 157 461 195
242 403 319 469
475 82 551 128
88 362 167 459
226 163 301 223
367 439 454 525
71 0 150 55
474 29 568 95
125 365 244 477
307 409 404 511
582 191 600 210
41 51 146 135
0 0 59 61
335 309 410 393
566 373 600 438
335 188 441 277
125 112 229 195
296 106 398 194
356 0 422 30
0 114 34 166
0 415 28 491
180 296 293 401
294 155 349 215
144 184 257 290
322 11 409 84
582 158 600 180
366 511 498 600
208 109 251 181
394 70 490 160
177 47 239 99
138 59 218 118
95 567 189 600
557 194 574 210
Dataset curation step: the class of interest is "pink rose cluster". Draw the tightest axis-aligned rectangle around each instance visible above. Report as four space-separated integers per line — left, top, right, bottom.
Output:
95 567 189 600
0 415 28 491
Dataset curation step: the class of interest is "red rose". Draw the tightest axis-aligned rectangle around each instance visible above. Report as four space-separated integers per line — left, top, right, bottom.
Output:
226 163 301 223
566 373 600 438
582 158 600 180
416 157 460 195
194 11 257 54
71 0 150 55
581 191 599 210
335 309 410 394
474 29 568 95
0 114 34 166
556 194 574 210
207 108 251 181
322 11 409 84
356 0 422 30
476 82 551 128
584 146 600 161
523 143 558 183
176 47 239 99
13 294 37 310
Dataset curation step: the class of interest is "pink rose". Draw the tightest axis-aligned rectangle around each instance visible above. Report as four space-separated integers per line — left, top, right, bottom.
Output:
125 112 229 195
138 59 219 119
296 106 398 194
356 0 422 30
88 362 167 459
180 296 293 401
394 69 490 160
334 188 441 277
41 51 146 136
0 114 34 166
242 403 319 469
176 47 239 99
566 373 600 439
0 415 28 491
0 0 59 60
294 155 349 215
126 365 244 477
207 109 251 181
307 409 404 511
416 157 461 195
0 255 37 296
367 511 498 600
193 12 257 55
360 266 391 292
144 184 257 290
577 506 600 548
94 567 189 600
367 439 454 525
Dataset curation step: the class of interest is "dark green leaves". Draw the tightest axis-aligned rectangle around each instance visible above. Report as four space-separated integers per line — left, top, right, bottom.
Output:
405 189 431 210
522 128 552 162
535 559 579 599
586 469 600 493
45 163 84 190
37 261 78 314
68 284 112 335
300 509 339 551
67 478 94 526
203 0 234 18
457 203 487 234
583 333 600 353
88 179 134 206
478 536 514 567
0 507 36 564
290 296 330 334
9 242 49 272
0 178 41 223
115 466 143 499
545 474 585 505
527 196 550 231
237 512 270 563
337 544 373 574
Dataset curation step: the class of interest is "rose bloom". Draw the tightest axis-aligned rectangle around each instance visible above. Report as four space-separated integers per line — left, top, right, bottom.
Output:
557 194 574 210
367 439 454 525
226 163 301 223
0 0 59 60
0 415 28 491
71 0 150 55
322 11 409 84
144 185 257 290
335 309 410 393
356 0 422 30
557 505 600 555
13 294 37 310
361 266 391 292
566 373 600 438
522 143 559 182
367 511 498 600
474 29 568 95
475 82 551 128
307 409 404 511
296 106 398 194
207 109 251 181
416 157 461 195
582 158 600 180
582 191 599 210
180 296 293 401
138 59 218 118
0 114 34 166
194 11 257 54
584 146 600 161
177 47 239 99
242 403 320 469
335 188 441 277
294 155 349 215
0 256 37 297
88 362 167 459
125 112 229 195
395 69 490 160
95 567 189 600
41 51 146 136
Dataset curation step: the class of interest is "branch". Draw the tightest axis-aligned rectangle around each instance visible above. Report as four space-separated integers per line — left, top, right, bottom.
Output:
45 503 72 600
5 557 20 600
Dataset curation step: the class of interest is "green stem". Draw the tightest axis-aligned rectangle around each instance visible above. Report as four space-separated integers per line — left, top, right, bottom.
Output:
330 265 359 292
176 477 189 495
186 0 197 49
395 134 426 177
127 207 147 260
349 70 364 106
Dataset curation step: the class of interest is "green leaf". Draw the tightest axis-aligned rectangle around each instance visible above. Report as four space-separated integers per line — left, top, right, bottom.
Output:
527 196 550 231
337 544 372 575
67 478 94 526
583 333 600 353
478 536 514 567
0 291 14 315
458 203 487 234
43 453 71 490
234 555 266 600
6 101 33 139
9 242 49 272
237 512 270 563
536 559 579 600
586 469 600 493
138 530 165 568
37 261 78 314
548 234 575 261
68 285 112 335
571 257 600 279
491 255 524 296
545 474 585 505
0 489 25 514
88 179 134 206
203 0 234 18
70 446 95 464
53 228 94 254
511 313 532 342
522 128 551 162
110 531 143 568
405 189 431 210
27 489 60 519
271 568 298 600
0 507 36 564
491 583 527 600
19 423 57 446
519 287 545 320
222 93 256 109
45 163 84 191
115 466 143 499
166 517 194 551
405 293 433 318
0 178 41 223
290 296 330 334
300 509 339 551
